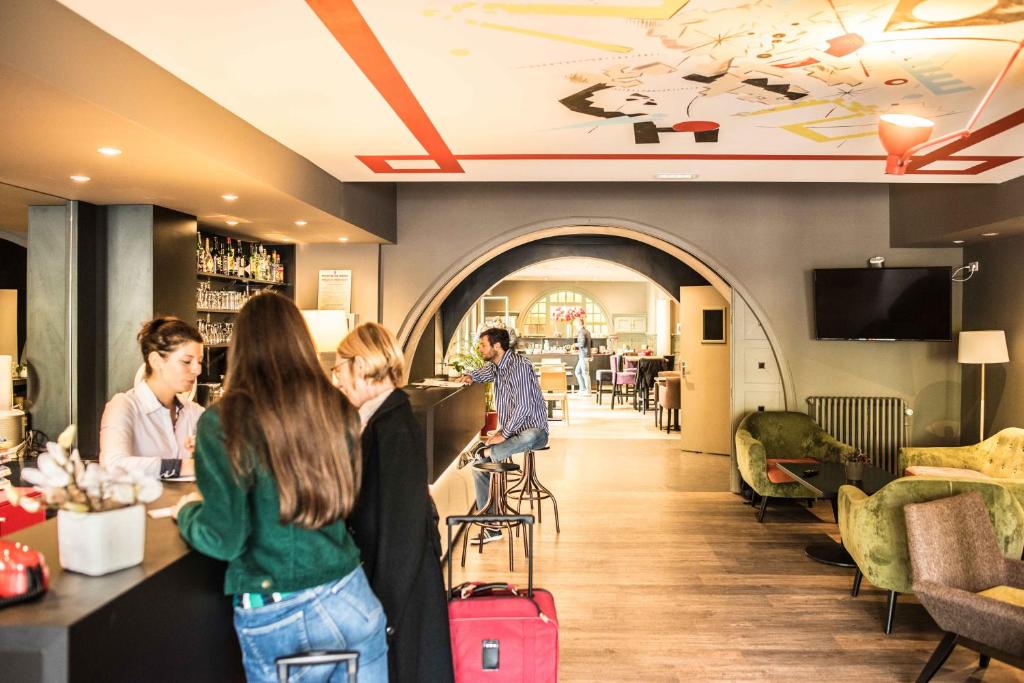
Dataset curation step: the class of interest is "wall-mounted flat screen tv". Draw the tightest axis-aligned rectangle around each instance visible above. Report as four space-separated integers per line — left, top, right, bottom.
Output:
813 267 952 341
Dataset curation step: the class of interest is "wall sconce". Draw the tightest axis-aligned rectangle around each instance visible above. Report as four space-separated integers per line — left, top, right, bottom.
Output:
878 39 1023 175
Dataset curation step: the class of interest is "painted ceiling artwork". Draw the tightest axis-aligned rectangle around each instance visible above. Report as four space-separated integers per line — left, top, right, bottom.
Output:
58 0 1024 182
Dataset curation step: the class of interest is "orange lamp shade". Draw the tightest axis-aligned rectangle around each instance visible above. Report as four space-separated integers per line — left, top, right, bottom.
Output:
878 114 934 174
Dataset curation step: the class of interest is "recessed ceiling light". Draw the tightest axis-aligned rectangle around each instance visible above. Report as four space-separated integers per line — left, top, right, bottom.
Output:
952 240 965 244
69 175 91 182
226 220 239 226
338 237 349 242
654 172 699 180
97 146 122 156
294 220 307 226
982 232 999 237
221 194 238 201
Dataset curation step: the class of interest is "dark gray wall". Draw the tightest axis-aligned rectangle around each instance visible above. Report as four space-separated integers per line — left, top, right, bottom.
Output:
26 204 72 439
891 176 1024 247
385 182 964 445
960 234 1024 442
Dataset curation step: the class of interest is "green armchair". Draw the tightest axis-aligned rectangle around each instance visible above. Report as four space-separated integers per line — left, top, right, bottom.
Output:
838 477 1024 634
735 411 857 522
900 428 1024 506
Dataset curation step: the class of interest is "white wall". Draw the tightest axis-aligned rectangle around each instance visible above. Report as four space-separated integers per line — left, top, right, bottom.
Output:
382 182 963 446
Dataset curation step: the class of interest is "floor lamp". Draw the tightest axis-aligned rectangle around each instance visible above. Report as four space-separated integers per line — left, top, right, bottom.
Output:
958 330 1009 440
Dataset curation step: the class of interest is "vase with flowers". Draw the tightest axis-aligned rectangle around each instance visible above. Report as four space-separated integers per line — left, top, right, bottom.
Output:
6 425 163 576
551 305 586 337
845 450 869 482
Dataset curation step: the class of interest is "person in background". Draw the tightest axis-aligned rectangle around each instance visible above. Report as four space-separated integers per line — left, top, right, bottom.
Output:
460 327 549 544
332 322 454 683
573 316 592 397
100 317 203 479
173 293 387 683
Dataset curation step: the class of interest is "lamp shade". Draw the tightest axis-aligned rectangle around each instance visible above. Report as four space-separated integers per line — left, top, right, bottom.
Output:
878 114 934 175
958 330 1009 364
301 310 350 353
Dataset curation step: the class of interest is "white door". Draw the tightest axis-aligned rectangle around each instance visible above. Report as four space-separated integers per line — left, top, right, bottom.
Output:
678 286 731 455
729 292 785 492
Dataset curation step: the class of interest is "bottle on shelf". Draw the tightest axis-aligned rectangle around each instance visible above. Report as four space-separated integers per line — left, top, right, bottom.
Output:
237 242 248 279
217 238 226 275
226 238 235 277
196 232 204 272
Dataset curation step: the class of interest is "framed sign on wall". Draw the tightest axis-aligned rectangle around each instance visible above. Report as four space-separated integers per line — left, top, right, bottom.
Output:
317 269 352 311
702 307 726 344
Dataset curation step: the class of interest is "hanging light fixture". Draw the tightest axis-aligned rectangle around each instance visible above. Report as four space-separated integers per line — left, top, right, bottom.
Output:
878 38 1024 175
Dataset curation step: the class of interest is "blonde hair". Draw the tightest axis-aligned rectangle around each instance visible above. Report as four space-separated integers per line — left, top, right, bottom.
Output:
336 322 406 388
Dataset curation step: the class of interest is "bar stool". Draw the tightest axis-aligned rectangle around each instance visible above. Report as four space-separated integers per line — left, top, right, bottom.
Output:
462 461 529 571
506 446 561 533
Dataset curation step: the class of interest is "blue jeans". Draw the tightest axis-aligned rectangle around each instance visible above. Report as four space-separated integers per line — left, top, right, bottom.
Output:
574 357 590 393
474 428 549 511
233 566 388 683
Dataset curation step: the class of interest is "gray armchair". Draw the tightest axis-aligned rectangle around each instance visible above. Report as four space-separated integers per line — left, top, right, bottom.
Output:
904 491 1024 682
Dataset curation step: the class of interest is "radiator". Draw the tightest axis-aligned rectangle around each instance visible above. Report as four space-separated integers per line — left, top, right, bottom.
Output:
806 396 910 475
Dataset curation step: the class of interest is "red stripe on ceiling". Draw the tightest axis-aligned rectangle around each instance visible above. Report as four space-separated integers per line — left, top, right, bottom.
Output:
909 107 1024 174
305 0 463 173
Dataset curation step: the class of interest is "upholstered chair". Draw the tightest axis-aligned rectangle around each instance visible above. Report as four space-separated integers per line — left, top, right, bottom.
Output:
609 354 636 410
839 478 1024 635
735 411 857 523
656 376 681 433
900 428 1024 506
904 492 1024 681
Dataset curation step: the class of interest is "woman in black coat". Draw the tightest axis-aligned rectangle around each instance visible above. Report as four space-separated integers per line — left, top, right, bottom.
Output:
333 323 454 683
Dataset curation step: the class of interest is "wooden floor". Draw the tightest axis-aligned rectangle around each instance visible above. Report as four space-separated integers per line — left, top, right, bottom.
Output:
450 396 1024 682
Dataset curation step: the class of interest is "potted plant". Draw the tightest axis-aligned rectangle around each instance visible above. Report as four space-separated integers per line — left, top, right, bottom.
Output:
551 305 585 337
845 450 869 482
6 425 163 576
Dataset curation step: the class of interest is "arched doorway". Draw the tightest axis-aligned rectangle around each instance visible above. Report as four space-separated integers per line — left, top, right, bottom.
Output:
397 220 795 495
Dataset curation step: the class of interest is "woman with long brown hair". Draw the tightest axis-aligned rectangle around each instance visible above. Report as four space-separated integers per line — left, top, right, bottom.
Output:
333 322 454 682
173 293 386 682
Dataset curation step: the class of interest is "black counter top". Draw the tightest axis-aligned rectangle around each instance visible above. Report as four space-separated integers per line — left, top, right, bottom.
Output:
407 383 484 482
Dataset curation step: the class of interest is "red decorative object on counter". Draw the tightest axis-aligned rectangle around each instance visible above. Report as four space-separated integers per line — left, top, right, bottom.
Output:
0 540 49 608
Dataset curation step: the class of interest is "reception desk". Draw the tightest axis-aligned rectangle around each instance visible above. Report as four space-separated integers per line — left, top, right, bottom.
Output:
407 382 484 483
0 484 242 683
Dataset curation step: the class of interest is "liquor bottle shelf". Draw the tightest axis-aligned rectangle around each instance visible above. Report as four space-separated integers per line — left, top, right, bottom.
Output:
197 271 291 286
197 308 241 315
204 343 230 349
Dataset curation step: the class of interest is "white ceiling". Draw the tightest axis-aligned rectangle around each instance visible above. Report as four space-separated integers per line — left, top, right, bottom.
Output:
506 257 650 281
57 0 1024 183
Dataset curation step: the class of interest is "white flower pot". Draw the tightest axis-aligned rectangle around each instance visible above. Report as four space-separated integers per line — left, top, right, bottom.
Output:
57 504 146 576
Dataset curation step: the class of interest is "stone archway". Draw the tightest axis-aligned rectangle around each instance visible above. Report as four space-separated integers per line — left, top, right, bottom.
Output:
396 219 795 409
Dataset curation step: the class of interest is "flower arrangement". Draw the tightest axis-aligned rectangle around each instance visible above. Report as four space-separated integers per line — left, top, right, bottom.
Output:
6 425 162 514
550 306 585 322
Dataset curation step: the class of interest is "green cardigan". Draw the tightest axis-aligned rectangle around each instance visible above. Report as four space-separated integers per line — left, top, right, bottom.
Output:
177 409 361 595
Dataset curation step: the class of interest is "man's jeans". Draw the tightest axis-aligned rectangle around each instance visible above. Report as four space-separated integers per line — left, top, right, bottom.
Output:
474 428 549 511
574 357 591 393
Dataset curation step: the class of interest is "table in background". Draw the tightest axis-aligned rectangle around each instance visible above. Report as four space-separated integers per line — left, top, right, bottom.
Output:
623 356 669 412
777 461 897 568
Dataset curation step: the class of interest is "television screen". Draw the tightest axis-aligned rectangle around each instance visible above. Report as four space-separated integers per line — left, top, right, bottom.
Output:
813 267 952 341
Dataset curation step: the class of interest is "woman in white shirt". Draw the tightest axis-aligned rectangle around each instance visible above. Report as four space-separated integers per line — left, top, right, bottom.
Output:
100 317 205 479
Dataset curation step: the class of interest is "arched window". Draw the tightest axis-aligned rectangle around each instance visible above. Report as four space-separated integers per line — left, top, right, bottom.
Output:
521 289 609 338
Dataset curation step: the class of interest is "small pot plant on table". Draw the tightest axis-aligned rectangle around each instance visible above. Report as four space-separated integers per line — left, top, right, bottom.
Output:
845 450 869 482
7 425 163 576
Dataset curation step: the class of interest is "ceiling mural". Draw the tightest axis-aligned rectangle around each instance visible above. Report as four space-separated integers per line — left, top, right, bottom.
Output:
58 0 1024 182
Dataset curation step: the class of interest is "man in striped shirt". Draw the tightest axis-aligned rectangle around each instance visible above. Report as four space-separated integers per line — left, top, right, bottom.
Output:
460 327 549 544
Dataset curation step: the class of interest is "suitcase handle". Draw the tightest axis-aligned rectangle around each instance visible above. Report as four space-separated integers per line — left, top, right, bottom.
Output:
446 515 534 598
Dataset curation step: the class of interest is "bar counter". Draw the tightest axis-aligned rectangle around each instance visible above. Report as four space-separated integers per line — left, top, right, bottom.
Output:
0 483 242 683
407 382 484 483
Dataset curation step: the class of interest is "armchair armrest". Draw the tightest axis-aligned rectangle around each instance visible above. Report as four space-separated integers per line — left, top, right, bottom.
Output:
899 445 977 473
913 579 1024 652
1005 558 1024 589
735 428 768 492
817 431 858 464
837 485 868 558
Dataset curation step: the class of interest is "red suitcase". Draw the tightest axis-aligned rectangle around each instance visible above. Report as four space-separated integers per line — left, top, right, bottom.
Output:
447 514 559 682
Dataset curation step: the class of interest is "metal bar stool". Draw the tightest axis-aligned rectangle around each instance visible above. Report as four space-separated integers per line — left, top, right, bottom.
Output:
462 461 529 571
506 446 561 533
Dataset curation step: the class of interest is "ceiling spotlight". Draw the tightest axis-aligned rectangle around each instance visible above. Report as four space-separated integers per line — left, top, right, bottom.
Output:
867 256 886 268
97 146 122 156
953 240 965 244
294 220 307 226
226 220 239 226
338 237 349 242
982 232 999 237
69 175 91 182
654 172 699 180
221 194 238 201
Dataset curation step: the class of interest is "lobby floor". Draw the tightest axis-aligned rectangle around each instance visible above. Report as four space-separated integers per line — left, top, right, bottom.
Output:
450 395 1024 682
